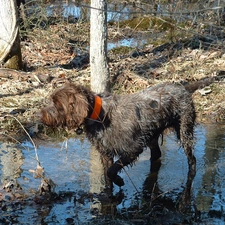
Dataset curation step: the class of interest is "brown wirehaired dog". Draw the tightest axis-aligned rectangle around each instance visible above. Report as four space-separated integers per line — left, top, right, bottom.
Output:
40 82 196 188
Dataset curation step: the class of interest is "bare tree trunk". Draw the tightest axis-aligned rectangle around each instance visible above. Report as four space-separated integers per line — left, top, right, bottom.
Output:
90 0 110 93
0 0 22 70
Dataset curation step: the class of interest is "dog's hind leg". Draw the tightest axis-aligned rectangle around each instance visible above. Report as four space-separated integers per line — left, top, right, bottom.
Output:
180 118 196 175
183 141 196 175
148 135 161 162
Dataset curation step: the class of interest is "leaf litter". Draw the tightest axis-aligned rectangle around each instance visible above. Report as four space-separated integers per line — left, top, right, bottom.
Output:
0 18 225 223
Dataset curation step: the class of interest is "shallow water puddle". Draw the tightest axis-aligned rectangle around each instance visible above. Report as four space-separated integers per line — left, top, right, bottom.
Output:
108 38 147 51
1 124 225 224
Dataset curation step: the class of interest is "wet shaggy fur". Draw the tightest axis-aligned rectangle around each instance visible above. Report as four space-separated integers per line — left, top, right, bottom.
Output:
40 83 196 187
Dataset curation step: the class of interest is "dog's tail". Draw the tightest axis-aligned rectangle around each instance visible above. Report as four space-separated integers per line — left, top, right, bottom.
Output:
183 72 225 93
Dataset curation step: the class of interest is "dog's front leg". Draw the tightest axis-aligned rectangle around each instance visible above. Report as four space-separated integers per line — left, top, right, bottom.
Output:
100 155 114 190
107 159 125 187
107 155 139 187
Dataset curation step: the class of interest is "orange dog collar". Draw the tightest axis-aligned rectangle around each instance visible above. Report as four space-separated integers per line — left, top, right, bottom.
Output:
90 95 102 120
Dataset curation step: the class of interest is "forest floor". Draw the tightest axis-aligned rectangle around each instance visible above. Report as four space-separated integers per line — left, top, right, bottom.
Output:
0 21 225 141
1 14 225 225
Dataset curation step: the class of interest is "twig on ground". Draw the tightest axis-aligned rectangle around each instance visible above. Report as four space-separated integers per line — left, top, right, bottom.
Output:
4 115 56 195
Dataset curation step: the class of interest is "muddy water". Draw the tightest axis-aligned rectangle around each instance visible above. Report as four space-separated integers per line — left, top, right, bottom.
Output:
1 124 225 224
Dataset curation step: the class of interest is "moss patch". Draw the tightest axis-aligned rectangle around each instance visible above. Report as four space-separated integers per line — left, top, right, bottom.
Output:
118 16 175 31
109 46 133 55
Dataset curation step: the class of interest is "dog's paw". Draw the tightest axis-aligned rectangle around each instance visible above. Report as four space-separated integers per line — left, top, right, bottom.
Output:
113 175 124 187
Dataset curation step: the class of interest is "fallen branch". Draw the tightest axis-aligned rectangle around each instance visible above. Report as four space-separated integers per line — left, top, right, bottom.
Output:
5 115 56 195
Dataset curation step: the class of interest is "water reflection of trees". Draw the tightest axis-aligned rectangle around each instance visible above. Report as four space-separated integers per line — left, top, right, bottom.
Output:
196 124 225 213
0 143 24 189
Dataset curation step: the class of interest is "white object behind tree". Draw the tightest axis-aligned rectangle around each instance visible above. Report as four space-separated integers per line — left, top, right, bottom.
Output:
90 0 110 93
0 0 22 69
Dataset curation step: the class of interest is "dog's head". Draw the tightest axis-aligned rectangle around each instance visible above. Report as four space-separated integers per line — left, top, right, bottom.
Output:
40 84 90 129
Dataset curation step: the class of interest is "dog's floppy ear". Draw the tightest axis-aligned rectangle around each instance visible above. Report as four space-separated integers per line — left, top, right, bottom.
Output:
56 91 89 128
40 106 63 127
65 93 89 128
69 93 89 122
52 96 65 115
50 85 90 129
